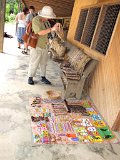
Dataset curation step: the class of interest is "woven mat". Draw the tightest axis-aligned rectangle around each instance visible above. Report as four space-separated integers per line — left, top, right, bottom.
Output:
29 96 116 145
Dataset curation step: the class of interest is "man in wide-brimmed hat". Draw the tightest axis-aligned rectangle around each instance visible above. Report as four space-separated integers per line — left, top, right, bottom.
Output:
28 6 60 85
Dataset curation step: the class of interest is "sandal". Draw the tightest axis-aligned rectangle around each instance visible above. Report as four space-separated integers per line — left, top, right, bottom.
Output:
22 50 28 55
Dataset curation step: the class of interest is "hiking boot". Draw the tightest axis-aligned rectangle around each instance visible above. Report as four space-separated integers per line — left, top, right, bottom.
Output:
28 77 34 85
41 77 51 85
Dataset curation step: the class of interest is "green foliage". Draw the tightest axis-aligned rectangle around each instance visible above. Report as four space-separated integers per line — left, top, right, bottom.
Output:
14 3 18 15
9 14 16 21
5 4 10 22
5 0 21 22
6 0 17 2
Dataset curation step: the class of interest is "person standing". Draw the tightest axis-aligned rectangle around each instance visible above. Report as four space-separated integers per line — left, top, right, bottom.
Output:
15 7 29 49
28 6 60 85
26 6 37 23
22 6 37 54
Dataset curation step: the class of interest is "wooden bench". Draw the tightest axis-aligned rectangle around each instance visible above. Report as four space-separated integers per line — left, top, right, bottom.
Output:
60 42 98 99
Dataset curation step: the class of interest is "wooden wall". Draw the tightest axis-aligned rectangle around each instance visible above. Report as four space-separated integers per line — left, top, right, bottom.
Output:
0 0 6 53
67 0 120 129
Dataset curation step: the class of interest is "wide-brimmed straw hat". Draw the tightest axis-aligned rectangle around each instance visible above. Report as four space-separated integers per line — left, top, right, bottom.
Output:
38 6 56 19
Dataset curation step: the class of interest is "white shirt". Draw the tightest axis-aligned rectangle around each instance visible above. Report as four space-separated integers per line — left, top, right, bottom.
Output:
16 13 26 28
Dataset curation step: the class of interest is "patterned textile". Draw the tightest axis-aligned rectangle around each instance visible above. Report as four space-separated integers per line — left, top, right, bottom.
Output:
49 37 66 58
29 97 115 145
61 67 81 80
17 27 26 44
60 43 92 80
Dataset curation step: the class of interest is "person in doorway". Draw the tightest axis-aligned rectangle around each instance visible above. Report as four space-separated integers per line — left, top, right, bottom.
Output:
15 7 29 50
28 6 60 85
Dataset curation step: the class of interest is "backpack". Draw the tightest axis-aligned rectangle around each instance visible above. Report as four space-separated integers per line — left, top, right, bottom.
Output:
22 22 38 48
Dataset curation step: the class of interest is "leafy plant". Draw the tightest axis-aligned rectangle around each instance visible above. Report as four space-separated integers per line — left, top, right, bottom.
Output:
5 4 10 22
14 3 18 15
5 0 22 22
9 14 16 21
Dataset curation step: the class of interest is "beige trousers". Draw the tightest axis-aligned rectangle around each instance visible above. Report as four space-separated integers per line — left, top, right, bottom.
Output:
28 47 48 77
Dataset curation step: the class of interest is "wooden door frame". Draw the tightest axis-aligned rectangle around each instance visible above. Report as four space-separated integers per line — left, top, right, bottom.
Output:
0 0 6 53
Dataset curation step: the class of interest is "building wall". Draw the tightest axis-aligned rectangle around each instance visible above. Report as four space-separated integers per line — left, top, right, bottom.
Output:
67 0 120 129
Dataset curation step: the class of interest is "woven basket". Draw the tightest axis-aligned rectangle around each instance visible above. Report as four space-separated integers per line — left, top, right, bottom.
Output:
46 90 61 100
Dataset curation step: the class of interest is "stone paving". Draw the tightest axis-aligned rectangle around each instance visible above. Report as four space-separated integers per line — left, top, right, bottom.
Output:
0 23 120 160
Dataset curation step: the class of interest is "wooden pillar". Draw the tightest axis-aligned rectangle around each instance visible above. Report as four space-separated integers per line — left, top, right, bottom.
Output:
18 0 21 13
0 0 6 53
